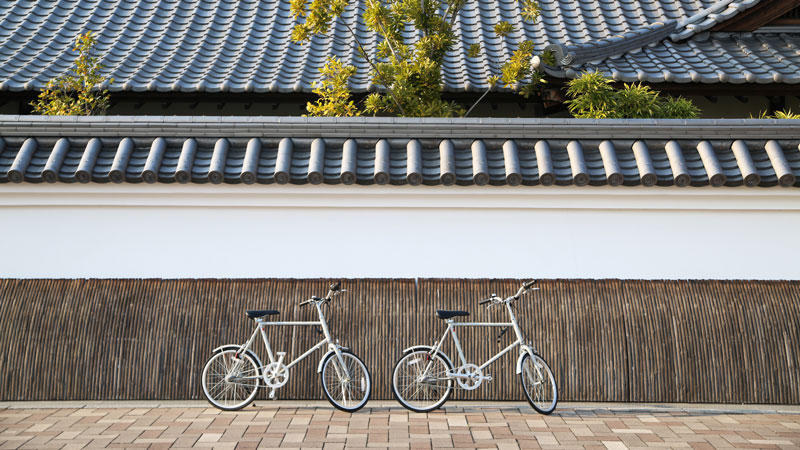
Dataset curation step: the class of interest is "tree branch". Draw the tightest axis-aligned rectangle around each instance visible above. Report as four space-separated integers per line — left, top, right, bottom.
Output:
340 20 406 115
463 85 493 117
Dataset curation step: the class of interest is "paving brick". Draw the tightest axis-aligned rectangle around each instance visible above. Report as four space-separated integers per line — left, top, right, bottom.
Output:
0 403 798 449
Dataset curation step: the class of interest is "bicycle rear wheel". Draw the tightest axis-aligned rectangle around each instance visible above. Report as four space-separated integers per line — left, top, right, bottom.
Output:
392 350 453 413
519 352 558 414
320 350 371 412
202 349 261 411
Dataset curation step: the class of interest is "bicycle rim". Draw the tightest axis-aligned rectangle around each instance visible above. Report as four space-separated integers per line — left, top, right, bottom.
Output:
321 352 371 412
520 353 557 414
202 350 260 411
392 351 452 412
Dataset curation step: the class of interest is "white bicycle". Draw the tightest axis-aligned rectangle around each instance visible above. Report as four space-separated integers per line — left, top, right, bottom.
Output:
391 280 557 414
201 282 371 412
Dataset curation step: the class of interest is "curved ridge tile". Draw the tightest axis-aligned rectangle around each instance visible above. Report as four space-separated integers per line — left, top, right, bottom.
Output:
175 137 198 184
765 140 796 187
439 139 456 186
665 140 691 187
630 140 657 186
534 140 555 186
274 137 293 184
406 139 423 186
340 138 358 185
42 137 69 183
374 139 390 185
502 140 522 186
109 137 134 183
76 137 102 183
142 137 167 183
696 140 726 186
307 138 325 185
730 140 760 187
8 138 37 183
241 137 261 184
208 137 229 184
566 140 589 186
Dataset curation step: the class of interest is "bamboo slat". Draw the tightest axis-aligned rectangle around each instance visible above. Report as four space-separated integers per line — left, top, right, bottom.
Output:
0 278 798 403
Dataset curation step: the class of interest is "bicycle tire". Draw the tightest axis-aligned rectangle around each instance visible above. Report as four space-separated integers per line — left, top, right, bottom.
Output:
519 352 558 414
320 350 371 412
391 350 453 413
202 349 261 411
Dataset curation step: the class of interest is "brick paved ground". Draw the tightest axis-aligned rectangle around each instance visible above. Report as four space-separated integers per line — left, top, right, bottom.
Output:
1 401 799 449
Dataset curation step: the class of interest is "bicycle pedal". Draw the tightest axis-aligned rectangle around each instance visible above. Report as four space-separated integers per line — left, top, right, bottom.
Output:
269 389 276 399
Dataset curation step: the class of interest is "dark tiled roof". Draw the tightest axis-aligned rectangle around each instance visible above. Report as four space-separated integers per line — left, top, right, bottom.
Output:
548 32 800 84
0 116 798 188
0 0 792 93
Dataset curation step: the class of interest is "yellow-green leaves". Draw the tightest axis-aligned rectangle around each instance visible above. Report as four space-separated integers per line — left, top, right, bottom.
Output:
493 21 514 37
291 0 348 42
520 0 541 22
31 32 111 116
539 48 556 66
773 109 800 119
306 57 361 117
565 71 700 119
292 0 544 117
753 109 800 119
500 40 537 88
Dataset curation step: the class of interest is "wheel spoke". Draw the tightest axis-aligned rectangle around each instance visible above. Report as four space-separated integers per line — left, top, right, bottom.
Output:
202 350 259 410
520 355 557 413
392 351 451 412
322 352 369 411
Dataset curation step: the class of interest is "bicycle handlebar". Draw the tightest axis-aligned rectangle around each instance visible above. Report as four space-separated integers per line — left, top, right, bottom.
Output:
299 283 346 307
481 280 539 307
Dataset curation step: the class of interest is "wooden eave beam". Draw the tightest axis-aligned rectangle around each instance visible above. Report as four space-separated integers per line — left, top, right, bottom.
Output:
711 0 800 31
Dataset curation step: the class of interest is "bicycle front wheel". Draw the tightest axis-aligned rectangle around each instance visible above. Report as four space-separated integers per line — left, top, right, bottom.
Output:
519 352 558 414
201 349 261 411
391 350 453 413
320 350 371 412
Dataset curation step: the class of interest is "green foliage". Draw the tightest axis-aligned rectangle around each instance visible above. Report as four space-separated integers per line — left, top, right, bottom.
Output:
520 0 541 22
467 43 481 58
752 109 800 119
500 41 543 90
306 57 361 117
773 109 800 119
291 0 544 117
539 48 556 66
493 22 514 37
31 32 111 116
565 71 700 119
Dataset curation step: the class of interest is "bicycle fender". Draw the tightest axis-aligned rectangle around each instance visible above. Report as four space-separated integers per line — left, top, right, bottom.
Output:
213 345 265 378
402 345 454 369
515 346 535 374
316 346 350 373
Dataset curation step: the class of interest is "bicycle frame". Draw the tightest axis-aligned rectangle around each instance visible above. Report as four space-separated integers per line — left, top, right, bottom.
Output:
424 301 533 380
232 301 349 378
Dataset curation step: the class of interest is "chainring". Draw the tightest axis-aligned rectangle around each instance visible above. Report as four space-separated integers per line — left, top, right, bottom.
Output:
263 362 289 388
455 364 483 390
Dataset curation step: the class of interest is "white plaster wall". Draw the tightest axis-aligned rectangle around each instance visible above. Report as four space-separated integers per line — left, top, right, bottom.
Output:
1 185 799 279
